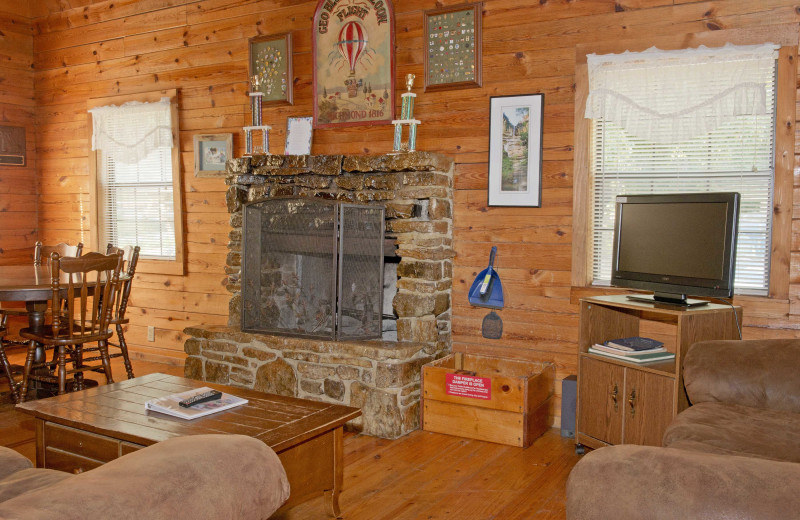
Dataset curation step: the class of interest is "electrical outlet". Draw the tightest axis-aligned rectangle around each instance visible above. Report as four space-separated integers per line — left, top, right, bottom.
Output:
147 326 155 342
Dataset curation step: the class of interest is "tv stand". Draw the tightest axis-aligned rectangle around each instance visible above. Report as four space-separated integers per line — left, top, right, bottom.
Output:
626 292 709 308
575 295 741 451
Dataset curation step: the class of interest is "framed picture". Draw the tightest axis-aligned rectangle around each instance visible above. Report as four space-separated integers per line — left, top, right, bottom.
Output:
194 133 233 177
285 117 313 155
248 33 293 105
312 0 395 128
423 2 482 92
488 94 544 207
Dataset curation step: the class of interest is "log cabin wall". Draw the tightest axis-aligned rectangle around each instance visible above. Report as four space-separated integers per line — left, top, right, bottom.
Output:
0 3 36 266
28 0 800 427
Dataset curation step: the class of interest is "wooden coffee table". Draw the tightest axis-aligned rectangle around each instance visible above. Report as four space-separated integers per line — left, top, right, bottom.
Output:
16 373 361 518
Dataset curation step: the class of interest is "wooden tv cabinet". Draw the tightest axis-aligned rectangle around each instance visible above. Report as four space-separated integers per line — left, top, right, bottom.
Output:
575 295 741 452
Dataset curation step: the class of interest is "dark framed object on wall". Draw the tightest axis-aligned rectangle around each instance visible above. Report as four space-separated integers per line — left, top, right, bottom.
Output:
248 33 293 105
312 0 396 128
423 2 482 92
0 126 26 166
488 94 544 207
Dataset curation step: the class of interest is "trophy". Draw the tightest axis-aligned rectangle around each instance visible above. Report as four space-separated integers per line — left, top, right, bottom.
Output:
244 75 271 155
392 74 421 152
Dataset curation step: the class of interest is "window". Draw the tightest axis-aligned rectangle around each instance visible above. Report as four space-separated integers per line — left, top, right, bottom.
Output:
87 90 184 275
572 28 797 300
587 44 777 295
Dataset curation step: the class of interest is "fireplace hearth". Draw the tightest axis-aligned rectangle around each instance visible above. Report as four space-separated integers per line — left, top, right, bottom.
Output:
184 152 454 438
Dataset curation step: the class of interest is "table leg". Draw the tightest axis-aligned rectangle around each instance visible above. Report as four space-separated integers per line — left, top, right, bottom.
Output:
324 427 344 519
25 301 48 365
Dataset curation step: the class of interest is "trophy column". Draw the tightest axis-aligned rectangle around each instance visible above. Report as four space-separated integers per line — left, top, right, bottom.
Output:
392 74 421 152
245 77 271 155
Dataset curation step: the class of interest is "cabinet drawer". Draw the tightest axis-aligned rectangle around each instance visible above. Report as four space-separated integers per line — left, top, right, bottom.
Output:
44 422 119 462
44 447 104 474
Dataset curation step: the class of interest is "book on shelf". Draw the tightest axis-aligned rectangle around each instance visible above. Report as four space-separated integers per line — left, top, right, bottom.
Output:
588 346 675 364
145 387 248 420
604 336 664 352
592 343 667 356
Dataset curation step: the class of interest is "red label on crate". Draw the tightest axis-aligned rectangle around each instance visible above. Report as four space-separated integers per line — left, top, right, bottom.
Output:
445 373 491 400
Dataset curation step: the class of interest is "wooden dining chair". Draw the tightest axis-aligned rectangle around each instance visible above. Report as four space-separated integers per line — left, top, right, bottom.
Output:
18 250 123 400
81 244 140 379
33 241 83 266
0 315 20 403
0 241 84 333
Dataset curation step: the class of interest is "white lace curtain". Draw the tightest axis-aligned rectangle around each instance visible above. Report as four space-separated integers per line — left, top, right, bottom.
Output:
88 98 173 164
585 43 778 144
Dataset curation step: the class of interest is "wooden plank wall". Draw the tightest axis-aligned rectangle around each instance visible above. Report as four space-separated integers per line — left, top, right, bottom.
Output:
27 0 800 426
0 2 36 266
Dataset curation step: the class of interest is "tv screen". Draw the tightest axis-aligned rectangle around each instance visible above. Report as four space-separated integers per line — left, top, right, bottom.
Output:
611 192 740 306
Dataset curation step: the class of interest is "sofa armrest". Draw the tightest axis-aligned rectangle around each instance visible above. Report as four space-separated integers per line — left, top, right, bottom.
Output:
683 339 800 413
0 447 33 480
567 445 800 520
0 434 290 520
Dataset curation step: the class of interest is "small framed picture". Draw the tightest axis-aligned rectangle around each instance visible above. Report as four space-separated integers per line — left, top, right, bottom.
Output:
488 94 544 207
194 133 233 177
285 117 313 156
249 33 293 105
423 2 482 92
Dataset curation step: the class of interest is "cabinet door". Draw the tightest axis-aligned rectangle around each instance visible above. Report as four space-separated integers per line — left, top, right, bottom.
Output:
622 369 675 446
578 356 624 445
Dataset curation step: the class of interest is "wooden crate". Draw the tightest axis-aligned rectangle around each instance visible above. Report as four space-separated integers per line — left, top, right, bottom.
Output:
421 352 554 447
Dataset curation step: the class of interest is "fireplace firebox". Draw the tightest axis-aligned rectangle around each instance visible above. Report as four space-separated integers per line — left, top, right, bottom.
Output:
241 198 385 340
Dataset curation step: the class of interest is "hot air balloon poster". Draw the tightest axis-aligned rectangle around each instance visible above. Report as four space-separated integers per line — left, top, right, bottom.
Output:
313 0 395 128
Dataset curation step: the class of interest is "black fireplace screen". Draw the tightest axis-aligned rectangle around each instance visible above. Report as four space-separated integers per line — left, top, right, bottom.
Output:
242 198 384 340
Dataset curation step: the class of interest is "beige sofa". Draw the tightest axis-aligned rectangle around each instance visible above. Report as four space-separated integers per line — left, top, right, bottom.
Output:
566 339 800 520
0 434 290 520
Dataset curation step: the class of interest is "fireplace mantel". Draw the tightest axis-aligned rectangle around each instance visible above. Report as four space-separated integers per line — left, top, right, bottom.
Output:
184 151 454 438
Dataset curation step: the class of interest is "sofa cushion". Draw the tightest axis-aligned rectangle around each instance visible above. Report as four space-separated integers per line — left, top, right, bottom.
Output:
0 468 71 503
664 401 800 462
684 339 800 413
0 447 34 481
0 434 290 520
566 444 800 520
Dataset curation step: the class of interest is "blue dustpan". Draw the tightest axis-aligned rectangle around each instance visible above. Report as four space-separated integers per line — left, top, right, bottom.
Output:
468 246 504 309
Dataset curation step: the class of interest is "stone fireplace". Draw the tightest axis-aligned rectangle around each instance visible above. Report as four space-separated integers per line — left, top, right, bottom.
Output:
184 152 454 438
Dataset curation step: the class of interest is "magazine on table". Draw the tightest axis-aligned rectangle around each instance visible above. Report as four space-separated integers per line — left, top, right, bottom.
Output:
145 387 248 420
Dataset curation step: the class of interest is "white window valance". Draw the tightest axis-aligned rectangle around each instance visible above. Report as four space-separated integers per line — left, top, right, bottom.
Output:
585 43 779 143
88 98 173 164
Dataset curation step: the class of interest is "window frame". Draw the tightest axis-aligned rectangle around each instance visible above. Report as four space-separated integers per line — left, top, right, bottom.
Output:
87 89 185 276
572 25 798 300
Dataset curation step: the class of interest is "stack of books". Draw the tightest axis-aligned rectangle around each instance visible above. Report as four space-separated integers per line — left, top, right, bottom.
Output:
589 336 676 364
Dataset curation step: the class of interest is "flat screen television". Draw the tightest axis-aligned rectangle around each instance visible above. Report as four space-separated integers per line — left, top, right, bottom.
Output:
611 192 740 307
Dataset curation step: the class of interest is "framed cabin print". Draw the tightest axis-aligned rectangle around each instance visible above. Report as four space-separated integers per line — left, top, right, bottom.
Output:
194 133 233 177
312 0 395 128
424 2 482 92
249 33 293 105
488 94 544 207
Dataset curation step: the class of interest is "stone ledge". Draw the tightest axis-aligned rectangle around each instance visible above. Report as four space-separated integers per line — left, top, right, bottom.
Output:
184 325 429 361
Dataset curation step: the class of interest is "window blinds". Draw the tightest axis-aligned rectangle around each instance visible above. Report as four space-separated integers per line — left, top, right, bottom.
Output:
588 44 777 295
90 99 176 260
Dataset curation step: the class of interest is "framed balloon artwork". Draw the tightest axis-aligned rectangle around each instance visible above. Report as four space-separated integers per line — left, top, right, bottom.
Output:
312 0 396 128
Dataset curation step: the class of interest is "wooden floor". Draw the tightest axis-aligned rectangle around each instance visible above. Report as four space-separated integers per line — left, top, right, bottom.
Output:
0 347 580 520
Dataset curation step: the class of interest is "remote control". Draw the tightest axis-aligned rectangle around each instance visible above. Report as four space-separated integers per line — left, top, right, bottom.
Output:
179 389 223 408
